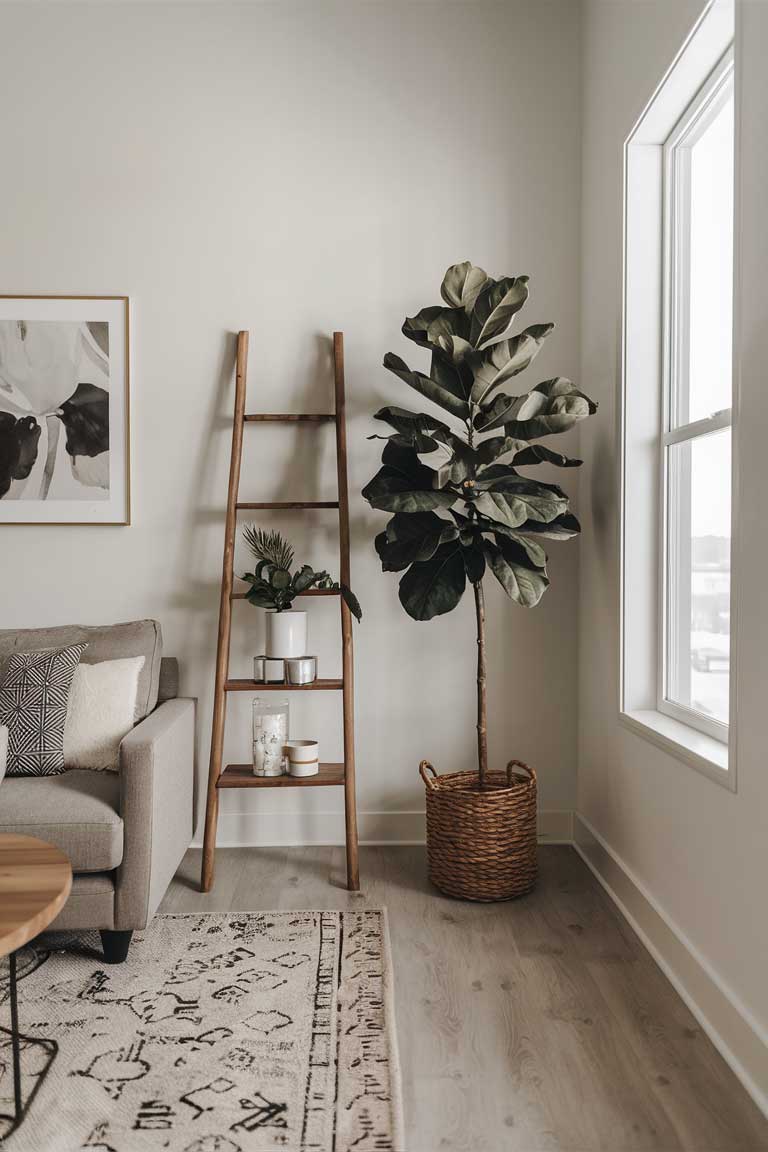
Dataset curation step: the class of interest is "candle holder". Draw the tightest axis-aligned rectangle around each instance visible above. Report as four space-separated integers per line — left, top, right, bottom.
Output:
252 696 289 776
285 656 317 685
286 739 320 777
253 656 285 683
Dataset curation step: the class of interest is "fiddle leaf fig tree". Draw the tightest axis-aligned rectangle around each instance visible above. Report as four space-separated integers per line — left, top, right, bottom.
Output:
362 262 597 788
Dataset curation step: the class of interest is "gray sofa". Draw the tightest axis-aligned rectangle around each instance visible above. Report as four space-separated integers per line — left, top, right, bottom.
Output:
0 620 195 963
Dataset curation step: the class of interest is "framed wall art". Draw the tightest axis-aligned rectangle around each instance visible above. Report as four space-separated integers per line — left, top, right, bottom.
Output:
0 295 130 525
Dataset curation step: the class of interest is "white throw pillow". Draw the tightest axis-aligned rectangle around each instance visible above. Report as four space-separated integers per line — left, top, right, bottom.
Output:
64 656 145 771
0 725 7 784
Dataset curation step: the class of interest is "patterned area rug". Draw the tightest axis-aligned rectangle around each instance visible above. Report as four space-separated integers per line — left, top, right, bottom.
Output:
0 909 403 1152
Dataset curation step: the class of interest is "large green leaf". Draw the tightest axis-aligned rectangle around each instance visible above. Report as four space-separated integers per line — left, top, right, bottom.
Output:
517 511 581 539
368 431 441 455
440 262 490 313
401 306 470 352
429 427 477 486
472 476 568 528
473 434 528 467
375 511 458 571
470 276 529 348
534 377 598 408
435 456 471 488
246 587 277 609
473 387 546 432
434 334 474 364
372 405 451 434
370 406 450 453
362 441 457 513
292 565 320 593
505 378 598 439
484 539 549 607
364 468 454 513
467 324 554 406
481 522 547 568
340 583 363 622
386 510 458 545
429 351 472 405
512 444 582 468
383 353 469 420
476 468 570 503
398 542 467 620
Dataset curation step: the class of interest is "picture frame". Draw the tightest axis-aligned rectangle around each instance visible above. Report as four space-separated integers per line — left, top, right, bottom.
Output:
0 295 130 525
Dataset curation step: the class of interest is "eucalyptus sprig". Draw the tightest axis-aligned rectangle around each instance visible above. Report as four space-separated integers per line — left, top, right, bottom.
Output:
240 526 362 620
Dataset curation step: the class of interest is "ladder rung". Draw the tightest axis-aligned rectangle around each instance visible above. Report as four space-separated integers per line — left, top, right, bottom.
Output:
224 678 344 692
231 588 340 600
244 413 336 423
236 501 339 510
217 763 345 788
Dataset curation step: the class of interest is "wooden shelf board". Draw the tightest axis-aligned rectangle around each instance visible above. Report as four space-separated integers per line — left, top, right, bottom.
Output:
244 414 336 423
236 501 339 510
217 763 345 788
224 678 343 692
231 588 340 600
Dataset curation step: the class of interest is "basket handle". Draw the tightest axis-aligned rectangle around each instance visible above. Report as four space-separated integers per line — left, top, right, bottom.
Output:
506 759 535 786
419 760 438 789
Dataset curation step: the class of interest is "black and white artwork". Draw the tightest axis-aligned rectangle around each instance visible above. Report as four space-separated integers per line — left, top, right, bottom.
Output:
0 296 129 524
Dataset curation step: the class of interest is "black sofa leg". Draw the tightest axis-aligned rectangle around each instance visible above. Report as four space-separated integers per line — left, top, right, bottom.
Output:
100 929 133 964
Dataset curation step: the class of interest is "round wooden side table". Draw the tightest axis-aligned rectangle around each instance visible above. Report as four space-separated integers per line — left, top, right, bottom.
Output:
0 833 72 1138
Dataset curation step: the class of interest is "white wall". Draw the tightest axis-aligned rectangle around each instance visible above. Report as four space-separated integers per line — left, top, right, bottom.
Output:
579 0 768 1052
0 0 583 842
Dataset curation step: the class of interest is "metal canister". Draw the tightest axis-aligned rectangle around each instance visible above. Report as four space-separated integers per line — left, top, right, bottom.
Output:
285 656 317 685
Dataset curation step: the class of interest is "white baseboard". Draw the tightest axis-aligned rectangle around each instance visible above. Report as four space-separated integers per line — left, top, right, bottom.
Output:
192 808 573 848
195 810 425 848
574 812 768 1120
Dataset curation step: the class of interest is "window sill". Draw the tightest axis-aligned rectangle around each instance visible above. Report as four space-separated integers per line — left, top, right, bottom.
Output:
619 709 734 791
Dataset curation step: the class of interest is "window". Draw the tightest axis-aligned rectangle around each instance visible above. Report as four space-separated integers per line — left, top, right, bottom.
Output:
661 53 734 741
620 0 736 785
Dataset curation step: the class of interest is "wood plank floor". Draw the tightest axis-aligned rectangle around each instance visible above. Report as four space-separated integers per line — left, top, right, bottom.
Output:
161 845 768 1152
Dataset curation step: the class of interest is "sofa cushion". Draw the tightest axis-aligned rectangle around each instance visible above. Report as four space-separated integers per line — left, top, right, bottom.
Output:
0 643 86 776
0 620 162 721
0 769 123 872
64 656 145 770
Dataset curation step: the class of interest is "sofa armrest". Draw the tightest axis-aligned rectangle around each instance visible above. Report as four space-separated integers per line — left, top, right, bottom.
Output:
115 697 196 930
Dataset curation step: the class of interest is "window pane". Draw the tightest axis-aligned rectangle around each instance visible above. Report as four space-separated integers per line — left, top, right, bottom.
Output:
666 428 730 725
676 85 734 426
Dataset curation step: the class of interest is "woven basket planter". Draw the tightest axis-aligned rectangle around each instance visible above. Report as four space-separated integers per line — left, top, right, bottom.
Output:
420 759 537 902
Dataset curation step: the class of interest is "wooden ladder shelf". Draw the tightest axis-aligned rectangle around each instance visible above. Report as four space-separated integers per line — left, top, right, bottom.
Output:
200 331 359 892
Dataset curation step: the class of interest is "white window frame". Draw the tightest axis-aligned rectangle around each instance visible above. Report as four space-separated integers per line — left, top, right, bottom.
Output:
619 0 738 790
658 50 734 744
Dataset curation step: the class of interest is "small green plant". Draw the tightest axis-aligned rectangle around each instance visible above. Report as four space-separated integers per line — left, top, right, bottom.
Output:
241 526 362 619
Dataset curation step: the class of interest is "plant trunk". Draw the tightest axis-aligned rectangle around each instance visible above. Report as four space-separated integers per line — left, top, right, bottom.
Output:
474 579 488 788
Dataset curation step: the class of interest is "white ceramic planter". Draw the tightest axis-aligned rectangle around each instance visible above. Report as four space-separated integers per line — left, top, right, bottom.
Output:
286 739 319 777
265 610 308 659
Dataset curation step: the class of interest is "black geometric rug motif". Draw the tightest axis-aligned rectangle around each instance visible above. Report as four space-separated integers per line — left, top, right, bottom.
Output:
0 910 403 1152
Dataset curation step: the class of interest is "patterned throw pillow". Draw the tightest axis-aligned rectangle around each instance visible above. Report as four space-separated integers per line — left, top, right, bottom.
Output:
0 644 86 777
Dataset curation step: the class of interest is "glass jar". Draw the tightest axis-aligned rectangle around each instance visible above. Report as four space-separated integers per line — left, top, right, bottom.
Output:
252 696 289 777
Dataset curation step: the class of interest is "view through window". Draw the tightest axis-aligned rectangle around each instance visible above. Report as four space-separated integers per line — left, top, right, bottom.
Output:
662 56 733 735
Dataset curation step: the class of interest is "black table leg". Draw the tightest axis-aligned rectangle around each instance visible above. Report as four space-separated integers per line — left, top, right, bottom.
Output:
1 949 58 1139
9 952 22 1120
